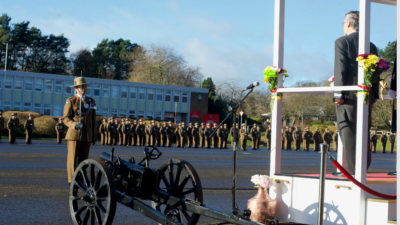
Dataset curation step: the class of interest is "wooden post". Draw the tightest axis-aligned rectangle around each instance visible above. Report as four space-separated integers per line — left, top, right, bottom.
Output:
270 0 285 176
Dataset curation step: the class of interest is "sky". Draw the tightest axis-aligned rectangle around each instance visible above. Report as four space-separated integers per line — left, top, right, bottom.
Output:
1 0 397 88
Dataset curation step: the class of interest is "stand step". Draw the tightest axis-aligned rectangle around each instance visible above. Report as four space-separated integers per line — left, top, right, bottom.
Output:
366 198 396 225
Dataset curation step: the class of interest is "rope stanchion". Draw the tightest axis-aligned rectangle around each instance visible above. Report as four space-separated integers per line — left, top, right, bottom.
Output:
329 155 396 200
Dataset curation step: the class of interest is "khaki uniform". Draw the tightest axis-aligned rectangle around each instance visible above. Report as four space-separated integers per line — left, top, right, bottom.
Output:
55 122 66 144
99 124 106 145
239 128 247 150
199 126 206 148
130 123 137 146
370 133 377 153
192 127 200 148
7 118 19 143
293 130 302 150
107 122 117 145
63 95 97 183
212 127 219 148
323 131 332 151
256 130 261 149
145 124 151 146
285 130 292 150
123 123 131 146
230 127 239 148
160 126 167 147
136 124 146 146
156 125 161 147
24 119 34 144
117 122 123 146
303 131 312 151
265 129 271 150
381 134 387 153
0 116 4 141
389 134 396 153
180 126 187 148
175 127 181 148
166 125 174 147
250 127 257 149
150 125 158 146
204 127 212 148
313 131 322 151
281 130 285 150
187 126 193 148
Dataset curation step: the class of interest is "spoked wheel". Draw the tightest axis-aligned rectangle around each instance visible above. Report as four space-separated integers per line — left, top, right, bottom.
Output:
69 159 117 225
154 159 203 225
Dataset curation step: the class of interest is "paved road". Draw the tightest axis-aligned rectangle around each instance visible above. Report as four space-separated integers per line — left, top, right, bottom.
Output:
0 140 396 225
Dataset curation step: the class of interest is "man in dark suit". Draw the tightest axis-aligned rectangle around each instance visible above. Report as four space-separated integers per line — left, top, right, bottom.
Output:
333 11 378 176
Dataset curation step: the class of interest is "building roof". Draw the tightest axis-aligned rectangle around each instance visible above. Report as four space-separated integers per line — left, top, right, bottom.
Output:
0 70 209 93
371 0 396 5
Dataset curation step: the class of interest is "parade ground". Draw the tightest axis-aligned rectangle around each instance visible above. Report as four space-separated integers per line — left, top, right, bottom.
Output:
0 140 396 225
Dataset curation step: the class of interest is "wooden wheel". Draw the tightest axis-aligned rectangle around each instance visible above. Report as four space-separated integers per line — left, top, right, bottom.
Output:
155 159 203 225
69 159 117 225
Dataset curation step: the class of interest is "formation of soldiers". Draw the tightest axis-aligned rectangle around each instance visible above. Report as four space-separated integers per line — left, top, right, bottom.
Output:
0 110 397 153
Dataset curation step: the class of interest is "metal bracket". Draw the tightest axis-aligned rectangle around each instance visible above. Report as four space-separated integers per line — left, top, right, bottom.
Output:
335 185 352 190
274 179 290 184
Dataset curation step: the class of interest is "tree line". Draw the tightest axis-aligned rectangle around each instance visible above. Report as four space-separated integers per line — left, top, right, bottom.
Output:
0 13 203 88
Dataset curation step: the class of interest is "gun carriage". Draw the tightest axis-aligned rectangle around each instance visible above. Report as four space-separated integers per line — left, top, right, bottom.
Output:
68 146 267 225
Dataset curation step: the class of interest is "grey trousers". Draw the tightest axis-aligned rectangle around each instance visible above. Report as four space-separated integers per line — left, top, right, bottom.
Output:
336 100 371 174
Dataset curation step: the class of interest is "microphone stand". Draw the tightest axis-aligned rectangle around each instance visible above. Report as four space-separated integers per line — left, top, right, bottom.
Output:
209 88 254 215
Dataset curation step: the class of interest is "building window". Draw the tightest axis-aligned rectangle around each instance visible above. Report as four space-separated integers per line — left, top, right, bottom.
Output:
130 87 137 99
24 102 32 111
86 84 91 96
121 86 128 98
5 76 12 89
120 109 127 118
156 90 163 101
44 104 52 115
165 90 171 102
45 80 53 93
34 103 42 113
14 102 21 111
55 81 63 93
155 112 162 120
102 108 109 117
148 89 154 100
65 81 73 94
174 91 180 102
182 92 188 103
146 111 153 119
94 84 101 96
35 79 43 92
15 77 23 90
25 78 33 91
112 85 119 98
103 85 110 97
138 111 144 119
129 110 135 119
54 105 62 116
4 101 11 111
139 88 146 100
111 108 117 117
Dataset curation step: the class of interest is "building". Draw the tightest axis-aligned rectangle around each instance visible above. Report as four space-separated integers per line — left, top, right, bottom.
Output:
0 70 209 124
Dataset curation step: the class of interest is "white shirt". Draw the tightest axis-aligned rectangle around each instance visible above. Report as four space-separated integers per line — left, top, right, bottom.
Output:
76 93 86 101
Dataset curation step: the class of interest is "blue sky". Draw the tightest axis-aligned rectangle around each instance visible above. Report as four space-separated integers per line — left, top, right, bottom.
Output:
1 0 397 88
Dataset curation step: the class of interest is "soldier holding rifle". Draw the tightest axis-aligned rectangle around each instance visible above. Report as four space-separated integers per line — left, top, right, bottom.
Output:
199 123 206 148
63 77 97 186
99 119 107 145
293 126 302 151
192 123 200 148
24 113 34 144
166 121 174 148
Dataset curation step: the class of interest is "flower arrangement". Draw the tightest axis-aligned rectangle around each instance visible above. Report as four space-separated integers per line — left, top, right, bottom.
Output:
263 66 288 110
356 54 390 104
251 174 274 189
263 66 289 92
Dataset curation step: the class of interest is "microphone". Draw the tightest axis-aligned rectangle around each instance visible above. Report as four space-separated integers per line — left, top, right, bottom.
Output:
243 81 259 91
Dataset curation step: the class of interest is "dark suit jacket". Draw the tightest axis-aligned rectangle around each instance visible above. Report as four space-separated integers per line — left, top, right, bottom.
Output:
334 32 379 101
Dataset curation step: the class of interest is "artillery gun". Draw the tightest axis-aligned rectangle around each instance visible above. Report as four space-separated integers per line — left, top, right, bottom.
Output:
68 146 270 225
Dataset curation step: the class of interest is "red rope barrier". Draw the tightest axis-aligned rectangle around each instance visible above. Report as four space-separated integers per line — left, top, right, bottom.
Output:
330 158 396 200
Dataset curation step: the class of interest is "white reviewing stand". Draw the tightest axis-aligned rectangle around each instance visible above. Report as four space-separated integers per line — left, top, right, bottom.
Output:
268 1 398 224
